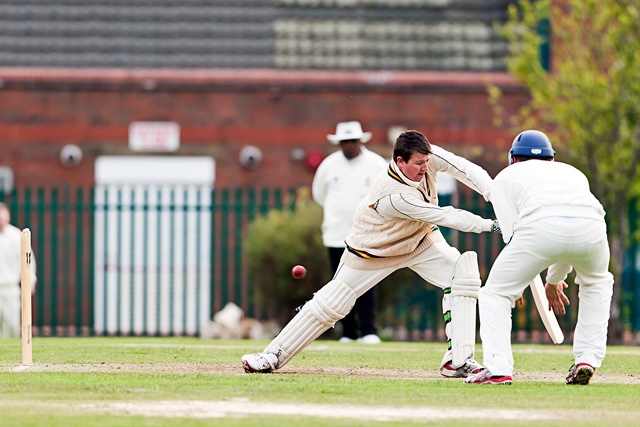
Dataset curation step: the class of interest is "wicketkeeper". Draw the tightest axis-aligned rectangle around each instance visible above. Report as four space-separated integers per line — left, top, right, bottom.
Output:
465 130 614 385
243 130 500 377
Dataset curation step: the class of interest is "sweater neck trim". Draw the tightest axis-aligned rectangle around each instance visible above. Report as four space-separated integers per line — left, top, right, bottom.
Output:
389 161 420 189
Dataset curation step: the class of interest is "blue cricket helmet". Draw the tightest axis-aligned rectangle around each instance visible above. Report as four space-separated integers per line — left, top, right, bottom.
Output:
508 130 555 165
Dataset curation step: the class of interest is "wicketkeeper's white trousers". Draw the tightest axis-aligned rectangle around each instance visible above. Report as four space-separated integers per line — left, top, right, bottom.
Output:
479 217 614 376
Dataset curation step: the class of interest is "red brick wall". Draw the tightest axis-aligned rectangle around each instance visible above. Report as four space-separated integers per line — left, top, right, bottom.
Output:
0 68 529 189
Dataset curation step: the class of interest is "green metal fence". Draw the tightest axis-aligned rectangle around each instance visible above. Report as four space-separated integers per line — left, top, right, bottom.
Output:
1 186 638 341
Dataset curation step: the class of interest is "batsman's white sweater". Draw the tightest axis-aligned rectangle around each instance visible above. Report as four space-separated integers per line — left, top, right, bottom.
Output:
312 146 388 248
344 145 494 269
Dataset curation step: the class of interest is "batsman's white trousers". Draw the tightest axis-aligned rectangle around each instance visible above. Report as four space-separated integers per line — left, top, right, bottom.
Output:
479 217 614 376
335 234 461 298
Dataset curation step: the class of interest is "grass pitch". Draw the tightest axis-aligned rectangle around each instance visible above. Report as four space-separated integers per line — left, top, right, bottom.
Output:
0 337 639 426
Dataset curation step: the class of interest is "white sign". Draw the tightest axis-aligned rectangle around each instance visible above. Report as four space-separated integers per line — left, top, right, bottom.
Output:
129 121 180 152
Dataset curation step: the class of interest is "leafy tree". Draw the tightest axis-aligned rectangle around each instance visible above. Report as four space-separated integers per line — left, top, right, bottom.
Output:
491 0 640 338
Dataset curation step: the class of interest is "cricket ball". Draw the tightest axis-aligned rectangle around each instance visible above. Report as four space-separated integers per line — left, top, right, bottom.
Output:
291 265 307 279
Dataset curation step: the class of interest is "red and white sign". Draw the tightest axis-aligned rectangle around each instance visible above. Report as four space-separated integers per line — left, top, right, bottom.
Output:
129 121 180 152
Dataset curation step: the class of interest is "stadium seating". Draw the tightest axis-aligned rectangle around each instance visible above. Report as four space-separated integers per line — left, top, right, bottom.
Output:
0 0 512 70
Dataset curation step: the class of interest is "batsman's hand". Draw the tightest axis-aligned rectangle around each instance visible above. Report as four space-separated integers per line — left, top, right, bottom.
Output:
545 281 570 315
491 220 501 233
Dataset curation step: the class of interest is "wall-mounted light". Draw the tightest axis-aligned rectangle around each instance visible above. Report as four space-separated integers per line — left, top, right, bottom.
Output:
387 126 407 145
60 144 83 168
239 145 263 170
290 148 306 162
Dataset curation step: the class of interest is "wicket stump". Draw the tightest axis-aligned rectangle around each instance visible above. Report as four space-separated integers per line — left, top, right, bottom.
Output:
20 228 33 365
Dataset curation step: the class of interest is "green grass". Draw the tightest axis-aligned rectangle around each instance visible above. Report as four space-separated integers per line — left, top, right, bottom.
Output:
1 337 639 426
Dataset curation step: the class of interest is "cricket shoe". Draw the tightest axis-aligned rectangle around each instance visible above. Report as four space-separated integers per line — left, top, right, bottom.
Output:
464 368 513 385
440 357 484 378
358 334 382 344
566 363 594 385
241 352 279 373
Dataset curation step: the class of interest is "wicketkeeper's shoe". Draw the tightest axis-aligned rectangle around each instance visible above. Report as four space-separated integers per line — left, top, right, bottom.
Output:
566 363 594 385
241 352 279 373
439 357 484 378
464 368 513 385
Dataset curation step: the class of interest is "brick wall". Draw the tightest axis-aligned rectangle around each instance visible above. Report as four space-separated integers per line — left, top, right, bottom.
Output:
0 68 529 189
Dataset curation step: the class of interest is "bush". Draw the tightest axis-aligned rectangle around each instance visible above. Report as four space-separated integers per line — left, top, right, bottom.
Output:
244 196 330 325
243 189 445 339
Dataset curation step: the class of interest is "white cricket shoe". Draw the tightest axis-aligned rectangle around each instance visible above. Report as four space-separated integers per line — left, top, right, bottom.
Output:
338 337 355 343
358 334 382 344
439 357 484 378
241 352 279 373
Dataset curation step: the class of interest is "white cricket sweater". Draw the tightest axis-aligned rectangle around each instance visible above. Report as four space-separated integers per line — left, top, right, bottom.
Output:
343 146 494 269
490 160 606 244
0 223 23 288
0 223 37 290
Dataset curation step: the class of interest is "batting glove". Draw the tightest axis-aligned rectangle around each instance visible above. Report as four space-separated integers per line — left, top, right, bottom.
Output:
491 220 501 233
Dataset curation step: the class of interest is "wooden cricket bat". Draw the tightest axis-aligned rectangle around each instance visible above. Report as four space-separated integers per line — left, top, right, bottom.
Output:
529 274 564 344
20 228 33 365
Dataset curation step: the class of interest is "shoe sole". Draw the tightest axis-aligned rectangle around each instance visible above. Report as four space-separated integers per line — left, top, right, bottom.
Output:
440 368 466 378
567 366 593 385
440 367 483 379
485 379 512 385
242 359 272 374
465 378 513 385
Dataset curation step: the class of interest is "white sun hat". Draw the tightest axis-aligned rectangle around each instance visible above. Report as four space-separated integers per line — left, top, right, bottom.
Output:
326 121 372 145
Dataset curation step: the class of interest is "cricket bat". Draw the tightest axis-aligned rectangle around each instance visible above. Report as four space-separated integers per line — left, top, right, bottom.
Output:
529 274 564 344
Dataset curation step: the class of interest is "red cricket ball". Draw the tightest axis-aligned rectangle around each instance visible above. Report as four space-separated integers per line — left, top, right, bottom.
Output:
291 265 307 279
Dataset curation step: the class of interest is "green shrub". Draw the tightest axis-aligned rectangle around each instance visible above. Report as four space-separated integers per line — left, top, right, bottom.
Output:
244 196 330 325
243 190 444 338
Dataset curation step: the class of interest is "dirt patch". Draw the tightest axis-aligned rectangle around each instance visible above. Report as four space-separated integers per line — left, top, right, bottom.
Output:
5 363 639 384
77 400 567 422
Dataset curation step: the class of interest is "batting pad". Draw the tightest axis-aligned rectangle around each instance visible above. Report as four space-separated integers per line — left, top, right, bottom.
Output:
447 251 481 366
264 280 356 369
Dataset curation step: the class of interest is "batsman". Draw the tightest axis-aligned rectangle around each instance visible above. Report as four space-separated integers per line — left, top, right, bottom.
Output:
242 130 501 377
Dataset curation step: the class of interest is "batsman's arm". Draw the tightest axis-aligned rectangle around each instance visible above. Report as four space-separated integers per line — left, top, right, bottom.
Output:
429 145 493 201
377 193 493 233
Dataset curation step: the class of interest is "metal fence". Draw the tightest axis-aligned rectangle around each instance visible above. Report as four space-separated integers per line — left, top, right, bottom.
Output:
1 186 638 341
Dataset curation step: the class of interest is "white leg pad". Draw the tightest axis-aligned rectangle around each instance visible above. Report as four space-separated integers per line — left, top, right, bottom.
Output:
264 280 356 369
444 251 481 366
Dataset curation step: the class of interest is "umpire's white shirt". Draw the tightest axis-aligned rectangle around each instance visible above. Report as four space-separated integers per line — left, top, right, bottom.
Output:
312 147 387 247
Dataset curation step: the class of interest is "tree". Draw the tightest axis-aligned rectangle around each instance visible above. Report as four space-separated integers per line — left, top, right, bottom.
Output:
491 0 640 339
